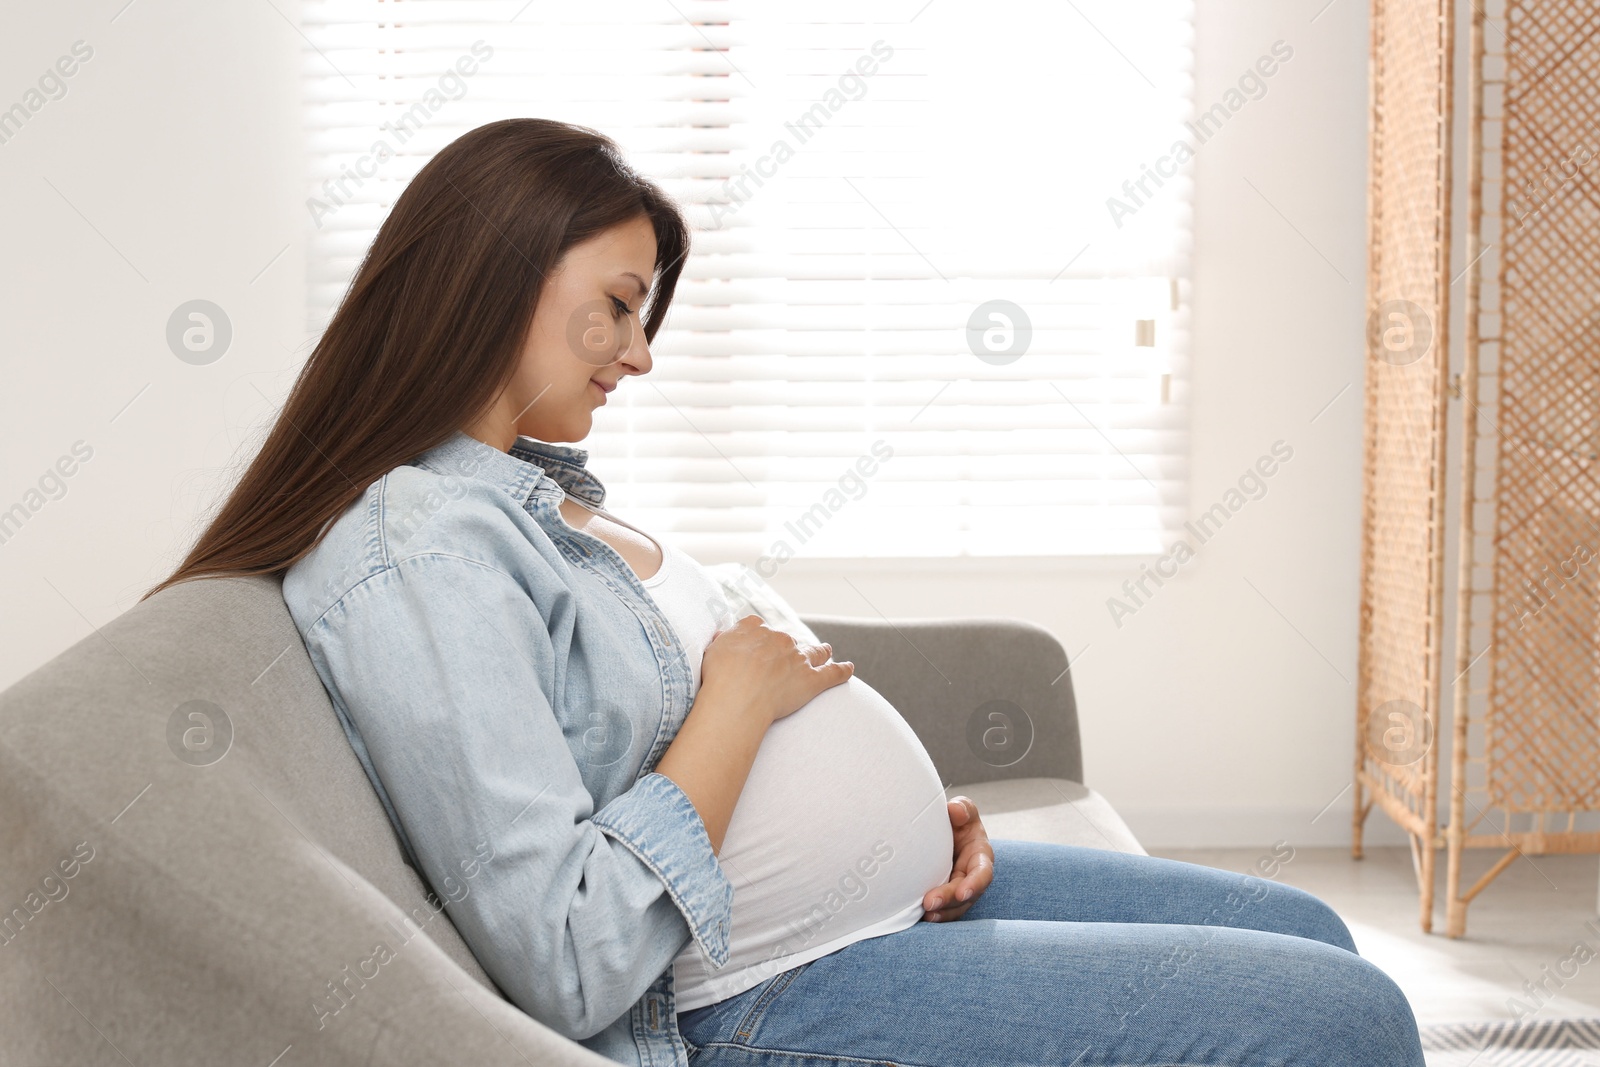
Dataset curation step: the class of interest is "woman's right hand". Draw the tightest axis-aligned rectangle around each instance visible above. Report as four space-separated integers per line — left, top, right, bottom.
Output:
661 616 852 854
699 614 854 725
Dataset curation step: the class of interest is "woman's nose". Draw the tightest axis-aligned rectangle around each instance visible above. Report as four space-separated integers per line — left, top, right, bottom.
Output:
619 324 651 375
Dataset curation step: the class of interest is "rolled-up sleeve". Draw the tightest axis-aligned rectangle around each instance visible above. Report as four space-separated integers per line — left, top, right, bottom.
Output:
590 770 733 965
302 550 734 1041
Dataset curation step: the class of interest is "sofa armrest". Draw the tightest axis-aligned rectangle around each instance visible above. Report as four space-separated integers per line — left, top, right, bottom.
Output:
799 614 1083 787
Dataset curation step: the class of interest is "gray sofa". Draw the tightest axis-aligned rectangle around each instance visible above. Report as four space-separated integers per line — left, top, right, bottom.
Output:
0 574 1143 1065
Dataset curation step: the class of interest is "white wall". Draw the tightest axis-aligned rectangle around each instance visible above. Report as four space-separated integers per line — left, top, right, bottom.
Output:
0 0 1400 849
774 1 1401 850
0 0 309 676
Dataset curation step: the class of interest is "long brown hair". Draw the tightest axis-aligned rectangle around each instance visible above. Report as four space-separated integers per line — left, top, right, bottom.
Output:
142 118 691 602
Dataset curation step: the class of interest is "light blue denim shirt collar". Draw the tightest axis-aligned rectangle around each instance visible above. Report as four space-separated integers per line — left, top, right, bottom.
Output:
411 429 609 511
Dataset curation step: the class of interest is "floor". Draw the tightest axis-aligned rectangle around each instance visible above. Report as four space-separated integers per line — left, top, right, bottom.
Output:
1150 845 1600 1026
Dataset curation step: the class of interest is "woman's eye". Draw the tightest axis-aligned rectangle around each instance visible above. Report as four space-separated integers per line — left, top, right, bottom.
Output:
611 296 632 318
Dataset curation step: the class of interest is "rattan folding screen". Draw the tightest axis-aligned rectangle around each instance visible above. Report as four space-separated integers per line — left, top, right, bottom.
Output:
1354 0 1600 937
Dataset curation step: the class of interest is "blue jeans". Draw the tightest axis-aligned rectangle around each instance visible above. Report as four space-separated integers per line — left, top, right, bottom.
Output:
677 840 1424 1066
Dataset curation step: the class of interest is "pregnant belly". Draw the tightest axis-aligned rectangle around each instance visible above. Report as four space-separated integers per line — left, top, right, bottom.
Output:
670 676 954 1004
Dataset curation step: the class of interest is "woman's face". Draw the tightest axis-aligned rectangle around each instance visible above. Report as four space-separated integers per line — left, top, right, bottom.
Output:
485 213 659 446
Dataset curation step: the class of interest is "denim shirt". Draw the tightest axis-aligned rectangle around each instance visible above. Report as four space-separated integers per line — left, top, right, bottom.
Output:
281 428 734 1067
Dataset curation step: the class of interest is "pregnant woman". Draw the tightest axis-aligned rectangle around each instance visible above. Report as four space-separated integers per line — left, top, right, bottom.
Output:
147 118 1425 1066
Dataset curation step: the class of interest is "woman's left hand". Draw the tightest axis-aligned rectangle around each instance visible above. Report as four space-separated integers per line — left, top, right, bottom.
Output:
920 795 994 922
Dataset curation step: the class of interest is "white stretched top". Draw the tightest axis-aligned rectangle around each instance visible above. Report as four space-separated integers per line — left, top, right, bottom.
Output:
578 502 954 1013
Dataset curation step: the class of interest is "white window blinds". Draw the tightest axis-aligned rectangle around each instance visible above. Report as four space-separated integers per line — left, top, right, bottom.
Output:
302 0 1193 559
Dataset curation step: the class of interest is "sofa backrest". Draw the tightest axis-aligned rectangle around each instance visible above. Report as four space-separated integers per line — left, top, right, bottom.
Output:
803 613 1083 786
0 574 609 1065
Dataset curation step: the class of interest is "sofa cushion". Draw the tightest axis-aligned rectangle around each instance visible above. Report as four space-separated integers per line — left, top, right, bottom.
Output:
944 777 1148 856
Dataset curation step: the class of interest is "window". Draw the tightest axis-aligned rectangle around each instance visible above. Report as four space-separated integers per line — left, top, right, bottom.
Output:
302 0 1193 559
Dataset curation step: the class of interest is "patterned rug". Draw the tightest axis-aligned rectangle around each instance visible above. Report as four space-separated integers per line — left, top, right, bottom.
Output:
1424 1019 1600 1065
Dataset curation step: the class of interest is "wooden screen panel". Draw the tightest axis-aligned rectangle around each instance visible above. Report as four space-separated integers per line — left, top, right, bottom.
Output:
1484 1 1600 816
1354 0 1454 932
